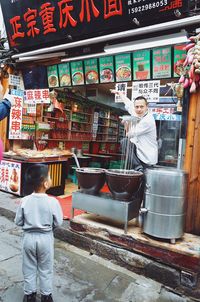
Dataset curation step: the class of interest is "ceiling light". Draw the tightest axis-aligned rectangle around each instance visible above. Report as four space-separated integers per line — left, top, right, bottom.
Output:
12 15 199 59
61 52 108 62
104 31 189 54
15 52 66 62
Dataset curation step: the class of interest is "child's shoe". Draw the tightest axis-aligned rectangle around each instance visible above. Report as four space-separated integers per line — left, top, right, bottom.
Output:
41 294 54 302
23 292 36 302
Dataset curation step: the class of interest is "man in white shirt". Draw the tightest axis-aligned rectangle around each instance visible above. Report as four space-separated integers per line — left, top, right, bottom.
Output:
111 90 158 172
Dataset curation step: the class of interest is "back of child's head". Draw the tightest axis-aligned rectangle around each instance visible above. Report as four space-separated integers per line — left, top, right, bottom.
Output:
25 164 49 191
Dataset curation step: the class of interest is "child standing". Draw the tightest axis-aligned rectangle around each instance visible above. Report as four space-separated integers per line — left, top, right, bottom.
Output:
15 164 63 302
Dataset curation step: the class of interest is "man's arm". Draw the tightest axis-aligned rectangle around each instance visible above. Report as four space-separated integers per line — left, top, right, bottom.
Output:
110 90 136 115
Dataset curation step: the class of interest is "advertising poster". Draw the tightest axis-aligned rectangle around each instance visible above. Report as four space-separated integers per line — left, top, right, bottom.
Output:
0 160 21 195
133 50 150 80
115 53 132 82
173 44 187 77
84 59 99 84
47 65 59 88
58 63 72 87
9 89 24 139
70 61 84 86
131 80 160 103
153 47 172 79
115 83 127 103
99 56 114 83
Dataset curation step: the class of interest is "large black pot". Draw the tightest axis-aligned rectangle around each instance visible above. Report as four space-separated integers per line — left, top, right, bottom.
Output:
105 169 143 201
76 168 106 195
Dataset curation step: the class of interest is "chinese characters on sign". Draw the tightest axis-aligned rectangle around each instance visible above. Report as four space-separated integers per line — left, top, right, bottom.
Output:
0 160 21 195
9 74 21 87
47 65 59 88
151 107 182 121
115 53 132 82
131 80 160 103
115 82 127 103
84 58 99 84
8 89 24 139
71 61 84 86
153 47 172 79
1 0 189 51
133 50 150 80
24 89 50 104
99 56 114 83
58 63 71 86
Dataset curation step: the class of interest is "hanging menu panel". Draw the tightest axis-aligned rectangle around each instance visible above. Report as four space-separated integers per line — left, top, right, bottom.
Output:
47 65 59 88
153 47 172 79
71 61 84 86
99 56 114 83
84 59 99 85
133 50 150 80
115 53 132 82
58 63 71 87
173 44 187 77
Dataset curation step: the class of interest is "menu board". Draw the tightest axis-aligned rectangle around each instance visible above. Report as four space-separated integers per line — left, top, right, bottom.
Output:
99 56 114 83
133 50 150 80
115 53 131 82
152 47 172 79
58 63 71 87
47 65 59 88
84 58 99 84
173 44 187 77
70 61 84 86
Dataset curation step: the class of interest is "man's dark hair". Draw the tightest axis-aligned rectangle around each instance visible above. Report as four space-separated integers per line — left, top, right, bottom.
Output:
25 164 49 190
134 96 148 105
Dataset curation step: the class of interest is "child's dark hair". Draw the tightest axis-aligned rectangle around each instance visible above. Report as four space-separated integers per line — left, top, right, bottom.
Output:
25 164 49 191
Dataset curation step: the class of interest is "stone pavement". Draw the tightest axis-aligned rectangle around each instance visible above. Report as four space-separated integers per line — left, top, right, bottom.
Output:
0 191 198 302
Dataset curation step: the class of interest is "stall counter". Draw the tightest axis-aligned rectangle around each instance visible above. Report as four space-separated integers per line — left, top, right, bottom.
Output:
0 153 72 196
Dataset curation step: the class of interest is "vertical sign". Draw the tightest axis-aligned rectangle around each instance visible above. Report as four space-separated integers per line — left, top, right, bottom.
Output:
133 50 151 80
47 65 59 88
131 80 160 103
71 61 84 86
84 58 99 84
115 82 127 103
153 47 172 79
99 56 114 83
0 160 21 195
9 89 24 139
58 63 72 86
115 53 132 82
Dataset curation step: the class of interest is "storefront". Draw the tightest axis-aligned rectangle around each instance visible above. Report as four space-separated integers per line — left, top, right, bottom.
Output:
0 1 200 234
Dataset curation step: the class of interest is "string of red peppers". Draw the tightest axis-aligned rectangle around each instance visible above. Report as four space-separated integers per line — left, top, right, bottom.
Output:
178 34 200 93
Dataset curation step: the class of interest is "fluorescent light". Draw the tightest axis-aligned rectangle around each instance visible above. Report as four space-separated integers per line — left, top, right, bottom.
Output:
16 52 66 62
61 52 108 62
12 15 199 59
104 31 189 54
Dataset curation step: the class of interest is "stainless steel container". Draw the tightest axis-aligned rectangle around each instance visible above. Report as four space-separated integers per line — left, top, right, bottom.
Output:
142 167 188 242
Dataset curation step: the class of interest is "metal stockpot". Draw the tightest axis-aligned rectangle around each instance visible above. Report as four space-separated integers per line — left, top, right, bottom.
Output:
141 167 188 243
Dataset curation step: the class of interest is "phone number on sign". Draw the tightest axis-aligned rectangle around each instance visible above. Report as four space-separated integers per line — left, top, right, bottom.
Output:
128 0 168 14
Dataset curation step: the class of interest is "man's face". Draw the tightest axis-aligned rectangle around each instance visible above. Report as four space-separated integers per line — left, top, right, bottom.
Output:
134 99 148 117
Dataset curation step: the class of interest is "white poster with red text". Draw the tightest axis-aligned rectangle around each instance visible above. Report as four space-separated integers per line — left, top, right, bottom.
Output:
8 89 24 139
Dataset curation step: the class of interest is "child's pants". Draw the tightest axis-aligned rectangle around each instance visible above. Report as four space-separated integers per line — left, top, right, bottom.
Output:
22 232 54 295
